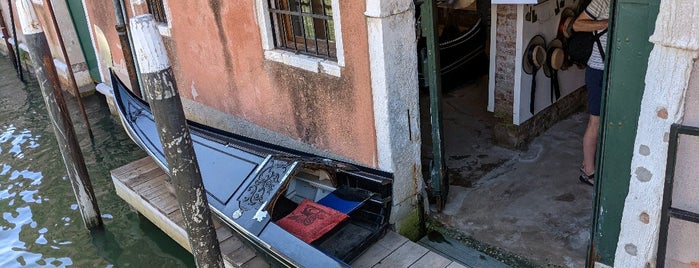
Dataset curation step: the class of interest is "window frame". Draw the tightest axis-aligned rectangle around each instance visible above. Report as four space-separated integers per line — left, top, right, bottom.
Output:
255 0 344 77
143 0 172 36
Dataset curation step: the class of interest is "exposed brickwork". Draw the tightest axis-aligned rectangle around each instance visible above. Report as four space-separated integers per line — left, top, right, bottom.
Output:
494 5 517 117
494 86 587 149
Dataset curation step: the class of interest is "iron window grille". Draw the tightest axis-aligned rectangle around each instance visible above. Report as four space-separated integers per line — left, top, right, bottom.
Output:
656 124 699 268
267 0 336 60
146 0 168 24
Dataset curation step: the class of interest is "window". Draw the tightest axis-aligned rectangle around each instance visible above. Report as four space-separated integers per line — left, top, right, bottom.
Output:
267 0 336 60
146 0 168 24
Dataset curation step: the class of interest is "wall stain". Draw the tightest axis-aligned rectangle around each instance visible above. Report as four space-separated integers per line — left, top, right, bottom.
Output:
268 62 355 149
208 0 234 73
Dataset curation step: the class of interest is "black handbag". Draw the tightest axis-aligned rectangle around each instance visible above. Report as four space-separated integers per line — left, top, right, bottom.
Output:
566 29 607 66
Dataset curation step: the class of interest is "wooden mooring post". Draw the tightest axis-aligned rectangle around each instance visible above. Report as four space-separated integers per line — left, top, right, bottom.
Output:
130 14 223 268
112 0 141 98
15 0 102 229
0 9 19 73
7 0 23 81
45 0 93 141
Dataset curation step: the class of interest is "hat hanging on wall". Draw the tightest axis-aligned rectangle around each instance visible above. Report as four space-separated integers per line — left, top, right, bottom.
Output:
558 8 576 39
546 39 565 103
523 35 546 75
523 35 546 114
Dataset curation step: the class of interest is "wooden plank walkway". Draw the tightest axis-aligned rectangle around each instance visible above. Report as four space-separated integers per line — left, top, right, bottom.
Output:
111 157 468 268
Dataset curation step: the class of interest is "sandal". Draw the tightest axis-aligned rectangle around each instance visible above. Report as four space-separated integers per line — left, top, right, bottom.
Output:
578 166 594 186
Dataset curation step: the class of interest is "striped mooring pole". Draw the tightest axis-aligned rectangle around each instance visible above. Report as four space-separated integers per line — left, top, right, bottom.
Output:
130 14 224 268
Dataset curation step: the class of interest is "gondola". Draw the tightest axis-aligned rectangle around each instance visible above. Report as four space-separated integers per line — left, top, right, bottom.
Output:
111 71 393 267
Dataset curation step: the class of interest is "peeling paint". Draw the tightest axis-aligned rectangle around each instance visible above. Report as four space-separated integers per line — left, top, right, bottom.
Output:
16 0 43 34
191 81 198 100
130 14 171 73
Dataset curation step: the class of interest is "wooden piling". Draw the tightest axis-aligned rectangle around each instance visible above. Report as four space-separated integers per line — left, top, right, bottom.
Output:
7 0 23 81
0 10 19 72
112 0 141 98
15 0 102 229
130 14 223 268
45 0 93 141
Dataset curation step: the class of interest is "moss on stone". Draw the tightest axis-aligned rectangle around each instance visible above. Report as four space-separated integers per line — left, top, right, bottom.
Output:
397 208 424 241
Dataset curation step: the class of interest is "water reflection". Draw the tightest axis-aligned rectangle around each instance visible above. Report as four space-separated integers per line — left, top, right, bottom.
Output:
0 56 194 267
0 125 72 267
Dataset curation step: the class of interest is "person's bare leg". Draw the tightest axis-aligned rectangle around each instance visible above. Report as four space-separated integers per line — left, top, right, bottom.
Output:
583 115 600 178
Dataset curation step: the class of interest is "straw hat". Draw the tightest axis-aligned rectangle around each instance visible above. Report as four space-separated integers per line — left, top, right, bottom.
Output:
523 35 546 75
558 8 576 39
544 39 565 77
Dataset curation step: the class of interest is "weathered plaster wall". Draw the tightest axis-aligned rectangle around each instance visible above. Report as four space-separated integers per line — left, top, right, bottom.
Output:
83 0 126 85
366 0 422 236
89 1 379 167
1 1 90 88
182 0 376 167
615 0 699 266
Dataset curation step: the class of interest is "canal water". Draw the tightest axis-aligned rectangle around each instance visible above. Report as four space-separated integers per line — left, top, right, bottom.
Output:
0 56 195 267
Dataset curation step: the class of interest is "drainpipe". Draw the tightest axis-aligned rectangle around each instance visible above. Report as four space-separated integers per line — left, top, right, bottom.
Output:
421 0 448 210
112 0 141 98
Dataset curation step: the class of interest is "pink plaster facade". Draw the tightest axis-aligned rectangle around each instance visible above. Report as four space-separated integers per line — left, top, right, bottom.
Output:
83 1 378 168
1 1 71 85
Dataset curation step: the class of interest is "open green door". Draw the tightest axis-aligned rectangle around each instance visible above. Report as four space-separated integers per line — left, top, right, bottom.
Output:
591 0 659 265
66 0 100 82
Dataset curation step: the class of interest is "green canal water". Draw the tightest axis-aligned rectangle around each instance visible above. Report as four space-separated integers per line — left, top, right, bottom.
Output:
0 56 195 267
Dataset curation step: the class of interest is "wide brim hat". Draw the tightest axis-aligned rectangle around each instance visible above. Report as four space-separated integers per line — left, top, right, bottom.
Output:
523 35 546 75
558 8 576 39
544 39 565 77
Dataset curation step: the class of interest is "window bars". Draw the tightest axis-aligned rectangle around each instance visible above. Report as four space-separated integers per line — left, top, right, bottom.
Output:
656 124 699 268
268 0 336 60
147 0 168 24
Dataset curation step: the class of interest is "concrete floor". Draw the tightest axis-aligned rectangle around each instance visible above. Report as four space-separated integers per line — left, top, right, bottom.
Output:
423 76 593 267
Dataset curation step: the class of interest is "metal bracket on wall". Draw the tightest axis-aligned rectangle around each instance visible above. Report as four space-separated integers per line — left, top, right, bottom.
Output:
656 123 699 268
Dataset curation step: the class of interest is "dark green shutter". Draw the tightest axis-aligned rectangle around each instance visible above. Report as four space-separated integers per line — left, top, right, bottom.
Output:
66 0 100 82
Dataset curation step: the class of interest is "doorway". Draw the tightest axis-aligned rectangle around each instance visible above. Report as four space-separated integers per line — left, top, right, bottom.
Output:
417 1 595 267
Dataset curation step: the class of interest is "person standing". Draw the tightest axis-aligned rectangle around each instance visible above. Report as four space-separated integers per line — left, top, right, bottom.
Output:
573 0 609 186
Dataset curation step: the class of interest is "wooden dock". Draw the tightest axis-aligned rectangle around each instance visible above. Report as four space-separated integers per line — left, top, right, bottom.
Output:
111 157 468 268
